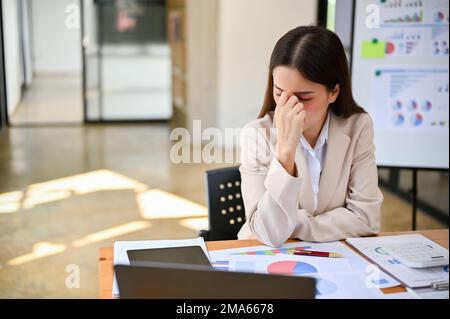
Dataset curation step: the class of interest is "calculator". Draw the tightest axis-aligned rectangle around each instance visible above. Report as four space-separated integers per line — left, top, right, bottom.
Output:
382 241 449 268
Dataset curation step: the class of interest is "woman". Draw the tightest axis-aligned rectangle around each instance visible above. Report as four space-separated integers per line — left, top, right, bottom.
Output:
237 26 383 247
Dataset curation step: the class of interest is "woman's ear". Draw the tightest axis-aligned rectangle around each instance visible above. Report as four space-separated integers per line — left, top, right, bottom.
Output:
328 84 340 104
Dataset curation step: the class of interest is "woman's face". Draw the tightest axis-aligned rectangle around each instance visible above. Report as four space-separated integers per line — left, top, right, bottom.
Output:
272 65 339 133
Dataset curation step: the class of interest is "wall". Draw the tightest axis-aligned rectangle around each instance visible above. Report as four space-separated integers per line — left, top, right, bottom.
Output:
183 0 317 146
31 0 81 74
2 0 22 116
216 0 318 133
186 0 218 131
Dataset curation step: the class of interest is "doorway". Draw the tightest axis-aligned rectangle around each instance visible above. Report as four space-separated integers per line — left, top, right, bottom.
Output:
82 0 172 122
2 0 83 126
2 0 172 126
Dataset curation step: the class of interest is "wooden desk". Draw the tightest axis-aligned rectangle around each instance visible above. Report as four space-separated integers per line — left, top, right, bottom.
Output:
98 229 449 299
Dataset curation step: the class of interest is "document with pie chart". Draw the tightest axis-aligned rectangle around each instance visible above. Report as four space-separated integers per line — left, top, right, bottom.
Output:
209 241 402 299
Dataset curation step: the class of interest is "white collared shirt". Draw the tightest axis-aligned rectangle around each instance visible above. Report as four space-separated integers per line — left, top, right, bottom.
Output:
299 111 330 212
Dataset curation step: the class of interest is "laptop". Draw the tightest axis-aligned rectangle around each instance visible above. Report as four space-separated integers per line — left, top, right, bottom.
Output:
114 261 316 299
126 246 212 267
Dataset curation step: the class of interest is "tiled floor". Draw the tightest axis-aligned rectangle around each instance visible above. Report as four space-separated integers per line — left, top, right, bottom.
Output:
0 123 447 298
10 75 83 125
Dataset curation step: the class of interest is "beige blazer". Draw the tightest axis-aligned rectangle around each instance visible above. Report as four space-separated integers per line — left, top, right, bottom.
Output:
237 111 383 247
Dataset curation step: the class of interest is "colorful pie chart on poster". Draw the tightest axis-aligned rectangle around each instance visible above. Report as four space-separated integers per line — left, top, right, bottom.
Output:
386 41 395 55
392 113 405 126
434 11 445 23
407 100 418 111
267 261 318 275
410 113 424 126
421 100 432 111
391 100 402 111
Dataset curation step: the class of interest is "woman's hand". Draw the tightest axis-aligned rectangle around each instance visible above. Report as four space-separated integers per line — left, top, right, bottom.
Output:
274 92 306 176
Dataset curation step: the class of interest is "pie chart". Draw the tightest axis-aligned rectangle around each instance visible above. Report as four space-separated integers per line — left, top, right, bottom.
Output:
408 100 418 111
421 100 432 111
391 100 402 111
392 113 405 126
316 279 338 296
434 11 445 23
410 113 424 126
386 41 395 54
267 261 318 275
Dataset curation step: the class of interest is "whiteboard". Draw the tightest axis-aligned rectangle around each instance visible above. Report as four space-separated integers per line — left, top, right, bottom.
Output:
351 0 449 169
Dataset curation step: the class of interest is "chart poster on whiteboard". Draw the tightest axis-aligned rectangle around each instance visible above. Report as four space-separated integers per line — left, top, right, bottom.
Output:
352 0 449 169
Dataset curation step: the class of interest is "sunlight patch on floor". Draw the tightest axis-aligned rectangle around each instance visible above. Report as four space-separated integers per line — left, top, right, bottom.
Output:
71 221 151 248
0 170 148 213
0 191 23 214
7 242 67 266
137 189 207 219
178 217 209 232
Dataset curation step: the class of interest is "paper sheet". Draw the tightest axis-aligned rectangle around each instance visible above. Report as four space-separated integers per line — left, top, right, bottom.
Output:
346 234 449 288
112 237 209 297
406 287 449 299
209 241 402 299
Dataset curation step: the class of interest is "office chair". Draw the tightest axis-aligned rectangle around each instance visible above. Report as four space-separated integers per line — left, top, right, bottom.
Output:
199 166 246 241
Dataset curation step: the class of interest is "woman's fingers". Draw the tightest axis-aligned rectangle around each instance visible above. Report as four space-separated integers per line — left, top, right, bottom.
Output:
277 91 289 108
297 109 307 121
274 91 288 120
285 95 299 109
274 94 306 164
289 102 304 115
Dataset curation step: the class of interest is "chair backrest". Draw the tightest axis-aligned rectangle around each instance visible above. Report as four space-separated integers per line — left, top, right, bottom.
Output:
205 166 246 241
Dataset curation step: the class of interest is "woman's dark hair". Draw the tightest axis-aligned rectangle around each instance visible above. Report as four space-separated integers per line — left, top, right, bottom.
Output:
259 25 365 118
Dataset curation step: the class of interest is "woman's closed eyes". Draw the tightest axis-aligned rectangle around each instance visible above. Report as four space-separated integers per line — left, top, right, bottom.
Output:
274 84 314 102
275 92 312 102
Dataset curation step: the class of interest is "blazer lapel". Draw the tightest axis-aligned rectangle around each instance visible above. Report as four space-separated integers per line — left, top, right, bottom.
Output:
270 111 348 214
316 113 350 214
